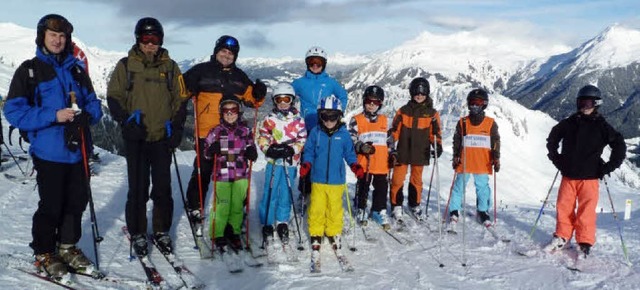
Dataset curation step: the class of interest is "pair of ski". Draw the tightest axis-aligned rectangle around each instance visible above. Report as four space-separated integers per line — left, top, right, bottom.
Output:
445 220 511 243
517 245 588 272
215 236 264 273
262 232 303 266
122 226 204 289
17 261 136 290
310 244 355 273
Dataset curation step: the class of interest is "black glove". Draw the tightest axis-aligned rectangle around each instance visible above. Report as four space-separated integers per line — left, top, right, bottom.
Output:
548 153 562 171
122 122 147 141
245 145 258 162
253 79 267 102
71 111 91 128
266 144 294 159
493 159 500 172
359 142 376 155
452 156 461 169
168 130 183 149
206 141 221 158
64 124 81 152
388 152 398 168
598 162 614 179
431 143 443 158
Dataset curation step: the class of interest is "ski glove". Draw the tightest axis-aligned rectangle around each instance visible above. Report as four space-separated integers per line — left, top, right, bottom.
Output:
266 144 295 159
168 131 182 150
245 145 258 162
206 141 221 159
64 124 81 152
388 152 398 168
598 161 615 179
493 159 500 172
299 162 311 178
431 143 443 158
452 156 461 169
350 163 365 179
253 79 267 102
359 142 376 155
122 121 147 141
71 111 91 128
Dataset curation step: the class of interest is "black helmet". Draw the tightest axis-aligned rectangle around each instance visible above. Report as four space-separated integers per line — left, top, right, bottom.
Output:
576 85 602 110
214 35 240 60
135 17 164 45
467 88 489 115
36 14 74 54
409 77 430 97
362 85 384 116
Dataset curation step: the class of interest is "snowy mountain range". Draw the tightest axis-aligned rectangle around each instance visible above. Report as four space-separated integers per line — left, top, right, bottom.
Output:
1 21 640 289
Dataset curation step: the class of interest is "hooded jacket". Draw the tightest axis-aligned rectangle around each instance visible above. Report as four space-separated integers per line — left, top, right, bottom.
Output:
257 108 307 166
107 45 187 142
292 71 348 131
303 122 357 185
4 48 103 163
389 98 442 165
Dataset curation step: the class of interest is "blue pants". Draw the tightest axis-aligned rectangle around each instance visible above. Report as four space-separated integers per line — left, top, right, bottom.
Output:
259 163 297 225
449 173 492 213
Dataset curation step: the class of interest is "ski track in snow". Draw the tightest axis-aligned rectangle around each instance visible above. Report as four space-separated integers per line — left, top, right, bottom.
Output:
1 129 640 289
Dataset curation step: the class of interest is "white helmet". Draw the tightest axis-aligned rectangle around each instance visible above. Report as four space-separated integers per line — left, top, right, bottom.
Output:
272 82 295 98
305 46 327 60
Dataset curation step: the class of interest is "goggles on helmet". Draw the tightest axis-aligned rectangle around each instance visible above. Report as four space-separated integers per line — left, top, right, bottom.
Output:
140 34 161 45
306 57 324 67
577 99 597 110
319 111 341 122
468 98 486 106
222 107 240 115
364 98 382 107
274 95 293 105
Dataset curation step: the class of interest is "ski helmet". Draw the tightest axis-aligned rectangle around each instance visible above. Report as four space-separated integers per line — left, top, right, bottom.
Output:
271 82 296 106
409 77 430 97
576 84 602 110
214 35 240 60
36 14 74 54
467 88 489 115
305 46 327 73
135 17 164 45
362 85 384 115
219 94 243 116
317 95 343 112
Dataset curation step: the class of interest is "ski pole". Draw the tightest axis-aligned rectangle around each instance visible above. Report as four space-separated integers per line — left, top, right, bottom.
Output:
244 108 259 249
461 118 467 267
603 177 632 266
424 156 436 219
528 170 559 239
2 142 26 176
173 151 199 249
79 126 103 270
425 118 439 219
210 154 218 253
192 97 205 222
344 182 356 252
262 160 276 249
493 172 497 226
430 119 445 267
282 158 305 250
443 172 457 224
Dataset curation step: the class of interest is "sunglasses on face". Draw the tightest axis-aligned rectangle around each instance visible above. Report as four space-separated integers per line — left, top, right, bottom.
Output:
306 57 324 68
468 98 485 106
320 111 341 122
364 98 382 106
274 95 293 105
222 107 239 115
140 34 161 45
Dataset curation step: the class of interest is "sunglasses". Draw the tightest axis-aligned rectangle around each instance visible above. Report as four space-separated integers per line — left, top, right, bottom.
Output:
320 111 341 122
468 98 486 106
274 95 293 105
306 57 324 68
364 98 382 106
221 107 240 115
140 34 161 45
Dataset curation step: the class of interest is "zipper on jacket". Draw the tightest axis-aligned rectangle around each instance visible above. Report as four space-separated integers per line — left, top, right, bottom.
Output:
325 135 332 183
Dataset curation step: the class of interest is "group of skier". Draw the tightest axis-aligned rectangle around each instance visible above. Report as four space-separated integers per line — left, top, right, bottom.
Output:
1 13 628 281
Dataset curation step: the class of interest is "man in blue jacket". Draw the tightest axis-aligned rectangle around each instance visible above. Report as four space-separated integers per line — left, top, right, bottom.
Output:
292 46 348 200
4 14 103 280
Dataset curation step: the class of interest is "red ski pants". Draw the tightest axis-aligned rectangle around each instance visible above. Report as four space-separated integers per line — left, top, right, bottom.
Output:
554 177 599 246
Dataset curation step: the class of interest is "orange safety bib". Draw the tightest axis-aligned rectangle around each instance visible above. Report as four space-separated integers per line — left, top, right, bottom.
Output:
354 114 389 174
456 117 494 174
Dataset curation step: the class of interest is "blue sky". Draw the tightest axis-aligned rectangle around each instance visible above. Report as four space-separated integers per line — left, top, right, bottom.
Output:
1 0 639 61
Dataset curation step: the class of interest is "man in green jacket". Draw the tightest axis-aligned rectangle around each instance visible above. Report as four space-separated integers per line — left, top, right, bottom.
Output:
107 17 188 257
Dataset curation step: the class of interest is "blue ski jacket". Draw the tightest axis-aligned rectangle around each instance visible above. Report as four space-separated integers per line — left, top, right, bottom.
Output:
292 71 348 131
4 48 103 164
303 123 357 185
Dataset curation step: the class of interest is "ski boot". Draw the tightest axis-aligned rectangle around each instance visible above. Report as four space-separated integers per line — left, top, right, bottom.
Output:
262 225 274 248
477 210 491 228
356 208 368 226
447 210 459 233
310 236 322 273
131 233 149 257
58 244 97 275
276 223 289 245
188 209 204 236
411 205 424 222
35 252 68 280
543 235 567 253
371 209 391 230
153 232 173 255
392 206 404 225
578 243 591 260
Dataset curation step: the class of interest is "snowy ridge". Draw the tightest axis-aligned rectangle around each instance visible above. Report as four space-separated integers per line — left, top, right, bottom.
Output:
571 24 640 76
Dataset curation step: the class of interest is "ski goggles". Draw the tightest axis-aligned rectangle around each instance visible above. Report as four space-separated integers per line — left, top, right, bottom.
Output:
468 98 486 106
274 95 293 105
364 98 382 107
221 107 240 115
319 111 341 122
306 57 324 67
139 34 162 45
577 99 601 109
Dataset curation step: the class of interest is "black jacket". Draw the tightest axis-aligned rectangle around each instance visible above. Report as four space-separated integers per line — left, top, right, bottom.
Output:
546 112 626 179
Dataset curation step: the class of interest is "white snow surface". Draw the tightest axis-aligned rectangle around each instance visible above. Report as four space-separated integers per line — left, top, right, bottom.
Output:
1 90 640 289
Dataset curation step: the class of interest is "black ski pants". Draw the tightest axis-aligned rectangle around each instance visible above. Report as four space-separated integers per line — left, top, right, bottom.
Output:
186 138 213 210
31 156 88 255
124 140 173 236
355 173 389 212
